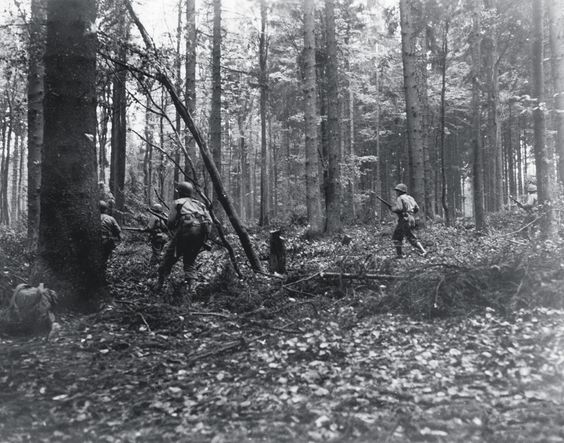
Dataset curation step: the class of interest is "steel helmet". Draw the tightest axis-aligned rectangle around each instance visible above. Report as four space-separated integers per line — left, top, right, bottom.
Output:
177 181 194 198
99 200 108 212
394 183 408 193
151 203 164 213
527 184 537 193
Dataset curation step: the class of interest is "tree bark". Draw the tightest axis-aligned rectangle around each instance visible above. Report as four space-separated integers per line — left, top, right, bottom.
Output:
27 0 45 246
399 0 425 218
259 0 270 226
210 0 222 210
532 0 557 237
185 0 197 181
471 2 486 231
548 0 564 185
324 0 341 233
303 0 323 234
36 0 104 306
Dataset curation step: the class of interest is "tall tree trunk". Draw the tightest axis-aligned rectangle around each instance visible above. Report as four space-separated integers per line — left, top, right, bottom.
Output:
399 0 425 217
27 0 45 246
324 0 341 233
185 0 197 180
1 118 13 226
259 0 270 226
303 0 323 234
11 132 20 225
548 0 564 185
439 19 450 226
36 0 104 305
209 0 222 210
174 0 183 187
532 0 557 237
110 13 128 212
471 2 486 230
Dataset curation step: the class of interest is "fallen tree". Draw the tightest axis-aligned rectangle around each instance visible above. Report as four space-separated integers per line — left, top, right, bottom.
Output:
122 0 262 273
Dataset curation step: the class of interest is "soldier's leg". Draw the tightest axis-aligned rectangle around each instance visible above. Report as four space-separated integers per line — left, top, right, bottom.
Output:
156 238 178 289
392 223 404 257
406 229 427 256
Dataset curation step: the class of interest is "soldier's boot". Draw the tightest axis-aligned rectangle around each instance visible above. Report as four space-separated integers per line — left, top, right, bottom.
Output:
416 242 428 257
153 273 164 292
395 246 404 258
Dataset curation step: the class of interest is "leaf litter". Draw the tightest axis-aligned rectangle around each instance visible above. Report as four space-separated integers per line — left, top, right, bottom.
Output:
1 224 564 442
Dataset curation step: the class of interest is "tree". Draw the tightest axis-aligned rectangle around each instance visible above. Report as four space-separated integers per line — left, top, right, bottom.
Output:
34 0 104 305
324 0 341 233
548 0 564 184
303 0 323 234
209 0 222 209
471 0 486 231
399 0 426 219
259 0 270 226
532 0 557 237
27 0 45 247
109 6 128 212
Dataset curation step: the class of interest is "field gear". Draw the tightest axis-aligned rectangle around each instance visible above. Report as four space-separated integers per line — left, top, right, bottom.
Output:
156 196 212 301
527 184 537 193
394 183 408 193
147 210 169 266
4 283 58 335
101 212 121 266
99 200 109 212
177 181 194 198
391 191 426 257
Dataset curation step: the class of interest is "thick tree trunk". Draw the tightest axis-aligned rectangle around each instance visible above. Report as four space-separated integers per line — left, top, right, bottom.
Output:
303 0 323 234
174 0 183 188
324 0 341 233
27 0 45 246
210 0 222 210
532 0 557 237
185 0 197 181
548 0 564 185
259 0 270 226
36 0 104 306
471 4 486 230
439 20 450 226
110 13 128 212
399 0 425 218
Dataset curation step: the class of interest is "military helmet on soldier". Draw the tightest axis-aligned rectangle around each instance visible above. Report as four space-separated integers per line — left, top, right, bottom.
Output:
394 183 408 193
177 181 194 198
527 184 537 193
151 203 164 213
99 200 109 213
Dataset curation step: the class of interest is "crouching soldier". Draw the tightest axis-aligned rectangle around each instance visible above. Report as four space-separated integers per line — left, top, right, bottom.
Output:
147 204 169 266
155 182 212 301
100 200 122 267
391 183 427 258
2 283 58 337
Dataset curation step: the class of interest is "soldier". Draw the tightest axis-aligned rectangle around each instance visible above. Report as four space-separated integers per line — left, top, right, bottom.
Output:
147 203 168 266
98 181 116 215
517 184 538 239
155 181 212 299
100 200 122 266
391 183 427 258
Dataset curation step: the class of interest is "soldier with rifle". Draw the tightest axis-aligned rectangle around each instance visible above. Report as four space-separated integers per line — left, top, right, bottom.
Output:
377 183 427 258
510 184 538 239
155 181 212 301
100 200 122 267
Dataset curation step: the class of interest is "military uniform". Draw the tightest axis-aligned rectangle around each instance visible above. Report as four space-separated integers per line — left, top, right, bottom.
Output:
101 203 121 266
520 184 538 239
157 183 212 294
147 210 168 266
391 184 427 257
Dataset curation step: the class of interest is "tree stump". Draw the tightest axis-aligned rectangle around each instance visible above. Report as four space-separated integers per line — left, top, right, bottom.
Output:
269 230 286 274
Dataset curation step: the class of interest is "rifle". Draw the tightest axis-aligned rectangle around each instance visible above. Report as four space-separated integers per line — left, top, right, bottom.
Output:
147 207 168 222
509 195 524 209
122 226 148 232
375 195 393 209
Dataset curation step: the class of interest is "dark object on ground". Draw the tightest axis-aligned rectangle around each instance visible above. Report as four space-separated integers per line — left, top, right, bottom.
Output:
0 283 58 336
269 230 286 274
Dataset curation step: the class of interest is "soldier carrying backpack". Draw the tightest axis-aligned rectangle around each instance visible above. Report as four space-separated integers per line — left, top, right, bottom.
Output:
155 182 212 300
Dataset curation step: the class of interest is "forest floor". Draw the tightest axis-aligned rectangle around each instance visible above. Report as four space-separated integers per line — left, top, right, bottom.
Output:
1 216 564 442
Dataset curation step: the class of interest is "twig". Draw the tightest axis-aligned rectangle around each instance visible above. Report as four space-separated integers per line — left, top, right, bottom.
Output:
138 313 152 332
319 272 400 280
190 310 232 319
